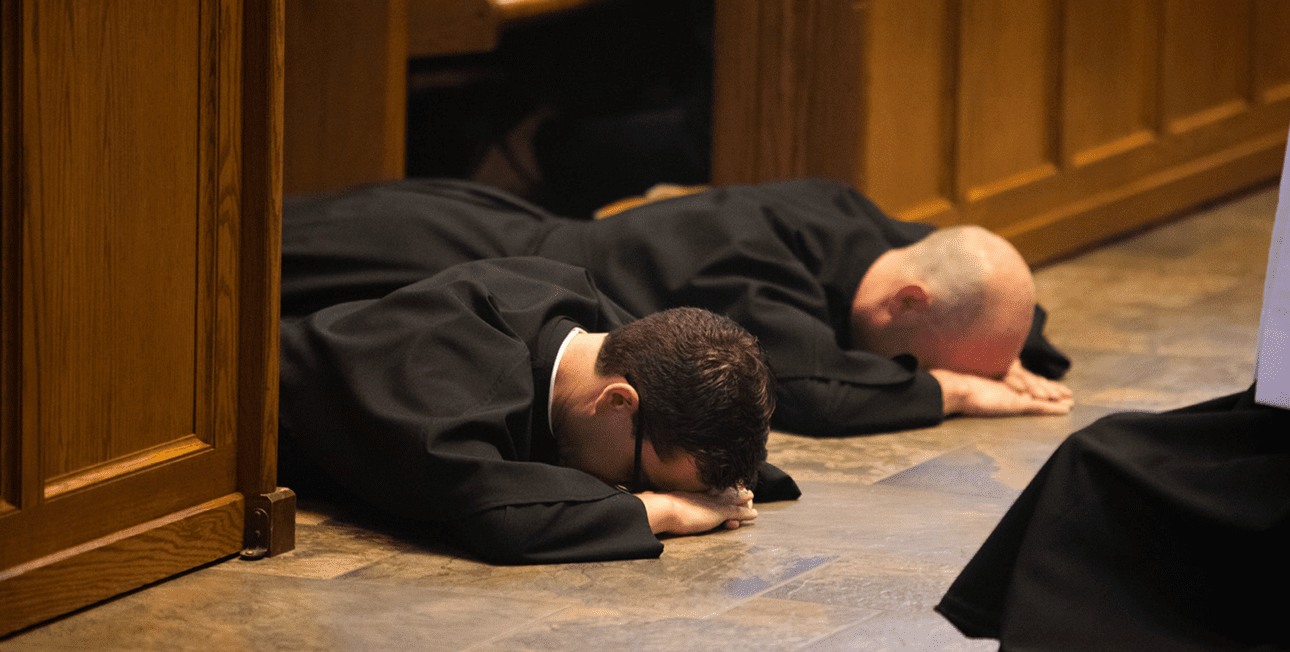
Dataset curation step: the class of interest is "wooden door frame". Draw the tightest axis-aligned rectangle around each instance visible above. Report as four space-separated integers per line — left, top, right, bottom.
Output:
0 1 291 636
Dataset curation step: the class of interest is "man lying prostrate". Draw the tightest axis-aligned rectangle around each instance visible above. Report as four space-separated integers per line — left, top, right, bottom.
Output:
282 178 1072 437
848 223 1072 420
278 257 798 565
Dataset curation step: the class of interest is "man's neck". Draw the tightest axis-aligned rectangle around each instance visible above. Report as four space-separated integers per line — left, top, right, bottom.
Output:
850 249 901 350
549 331 606 439
548 332 636 484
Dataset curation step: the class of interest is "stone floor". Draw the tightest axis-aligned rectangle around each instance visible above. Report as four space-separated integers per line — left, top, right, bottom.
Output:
3 183 1278 652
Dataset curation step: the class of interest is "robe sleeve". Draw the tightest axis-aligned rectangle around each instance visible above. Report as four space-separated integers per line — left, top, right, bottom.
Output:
280 258 666 564
451 493 663 565
772 368 945 437
1021 305 1070 379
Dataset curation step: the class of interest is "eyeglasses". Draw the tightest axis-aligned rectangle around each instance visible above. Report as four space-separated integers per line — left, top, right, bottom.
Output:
630 420 645 492
624 373 648 493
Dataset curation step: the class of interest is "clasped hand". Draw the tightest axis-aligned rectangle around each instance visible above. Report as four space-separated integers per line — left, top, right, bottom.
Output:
636 486 757 535
931 360 1073 417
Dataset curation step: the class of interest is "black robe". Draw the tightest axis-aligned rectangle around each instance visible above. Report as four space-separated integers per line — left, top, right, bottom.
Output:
282 178 1069 436
935 385 1290 651
280 257 797 565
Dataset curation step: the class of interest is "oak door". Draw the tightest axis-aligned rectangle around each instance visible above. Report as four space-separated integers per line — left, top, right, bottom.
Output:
0 0 286 635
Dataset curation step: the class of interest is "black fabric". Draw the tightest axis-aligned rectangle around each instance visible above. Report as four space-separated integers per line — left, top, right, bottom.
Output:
281 178 1070 436
281 179 561 321
935 384 1290 651
280 256 798 564
279 258 660 564
1020 304 1070 380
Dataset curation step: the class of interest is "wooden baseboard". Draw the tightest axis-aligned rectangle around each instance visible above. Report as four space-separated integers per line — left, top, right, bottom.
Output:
0 494 244 637
1002 130 1287 267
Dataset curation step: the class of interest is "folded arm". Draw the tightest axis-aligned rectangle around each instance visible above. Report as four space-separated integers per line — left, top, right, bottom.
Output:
636 487 758 534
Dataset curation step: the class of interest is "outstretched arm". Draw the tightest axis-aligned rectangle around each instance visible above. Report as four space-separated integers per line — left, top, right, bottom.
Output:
636 487 758 534
930 367 1073 417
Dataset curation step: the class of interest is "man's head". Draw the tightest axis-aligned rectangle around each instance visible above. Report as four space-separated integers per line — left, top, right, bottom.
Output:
852 226 1035 378
596 307 774 491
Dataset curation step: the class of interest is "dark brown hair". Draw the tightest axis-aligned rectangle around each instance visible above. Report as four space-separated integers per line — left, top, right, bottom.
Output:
596 307 774 489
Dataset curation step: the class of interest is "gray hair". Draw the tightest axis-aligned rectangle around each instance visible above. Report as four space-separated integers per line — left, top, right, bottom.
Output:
902 226 995 335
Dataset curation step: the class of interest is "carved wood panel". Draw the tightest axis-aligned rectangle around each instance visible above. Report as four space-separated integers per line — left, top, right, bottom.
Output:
713 0 1290 265
0 0 286 635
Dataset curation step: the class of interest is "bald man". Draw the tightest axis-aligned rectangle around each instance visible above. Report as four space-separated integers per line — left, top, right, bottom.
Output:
850 224 1069 417
282 178 1072 436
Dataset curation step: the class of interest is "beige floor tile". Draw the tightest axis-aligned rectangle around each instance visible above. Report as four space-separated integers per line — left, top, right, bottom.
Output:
7 571 569 652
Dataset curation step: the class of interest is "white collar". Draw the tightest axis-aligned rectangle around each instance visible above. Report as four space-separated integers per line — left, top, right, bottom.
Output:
549 327 585 432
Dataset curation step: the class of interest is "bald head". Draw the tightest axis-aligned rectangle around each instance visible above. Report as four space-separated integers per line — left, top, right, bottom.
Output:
852 225 1035 378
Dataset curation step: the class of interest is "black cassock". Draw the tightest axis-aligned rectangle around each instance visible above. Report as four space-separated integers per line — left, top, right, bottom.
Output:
280 257 798 565
935 385 1290 651
282 178 1070 437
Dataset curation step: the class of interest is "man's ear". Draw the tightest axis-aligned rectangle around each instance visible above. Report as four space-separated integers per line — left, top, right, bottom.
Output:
596 382 639 415
887 284 931 318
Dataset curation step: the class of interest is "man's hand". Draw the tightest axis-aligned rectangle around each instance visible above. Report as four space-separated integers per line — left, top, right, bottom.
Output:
636 487 757 535
1001 358 1072 403
930 367 1074 417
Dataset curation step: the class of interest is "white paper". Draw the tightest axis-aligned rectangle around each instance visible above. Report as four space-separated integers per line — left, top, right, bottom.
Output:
1254 125 1290 409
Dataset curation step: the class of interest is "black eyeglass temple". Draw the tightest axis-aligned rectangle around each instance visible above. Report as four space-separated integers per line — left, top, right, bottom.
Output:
631 423 644 491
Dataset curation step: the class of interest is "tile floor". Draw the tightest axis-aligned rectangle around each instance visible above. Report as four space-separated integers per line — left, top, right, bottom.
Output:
3 183 1278 651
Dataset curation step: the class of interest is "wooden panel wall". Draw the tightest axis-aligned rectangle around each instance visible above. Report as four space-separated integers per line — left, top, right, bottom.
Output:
283 0 408 194
0 0 287 635
713 0 1290 265
26 2 206 487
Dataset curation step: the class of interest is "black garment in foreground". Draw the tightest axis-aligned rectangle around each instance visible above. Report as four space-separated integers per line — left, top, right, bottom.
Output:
936 385 1290 651
281 178 1070 437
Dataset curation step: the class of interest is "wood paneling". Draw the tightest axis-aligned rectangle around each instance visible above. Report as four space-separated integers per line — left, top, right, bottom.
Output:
283 0 407 194
2 0 23 517
863 0 954 221
958 0 1059 205
1161 1 1251 135
1063 0 1157 168
710 0 866 184
25 1 202 481
713 0 1290 265
1255 0 1290 103
0 0 288 635
0 495 245 636
407 0 496 58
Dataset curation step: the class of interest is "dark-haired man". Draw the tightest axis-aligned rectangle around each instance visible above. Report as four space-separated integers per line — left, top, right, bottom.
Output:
282 178 1072 436
279 257 794 564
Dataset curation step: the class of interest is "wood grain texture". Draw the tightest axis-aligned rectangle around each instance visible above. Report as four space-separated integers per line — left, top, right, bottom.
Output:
862 0 956 222
1 0 22 515
238 0 286 500
0 494 244 637
23 1 201 479
958 0 1059 202
0 0 289 634
711 0 865 183
1063 0 1157 167
283 0 407 194
713 0 1290 265
1161 0 1251 135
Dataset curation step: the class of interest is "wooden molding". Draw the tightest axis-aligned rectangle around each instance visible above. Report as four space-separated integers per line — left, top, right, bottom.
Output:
0 494 244 637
